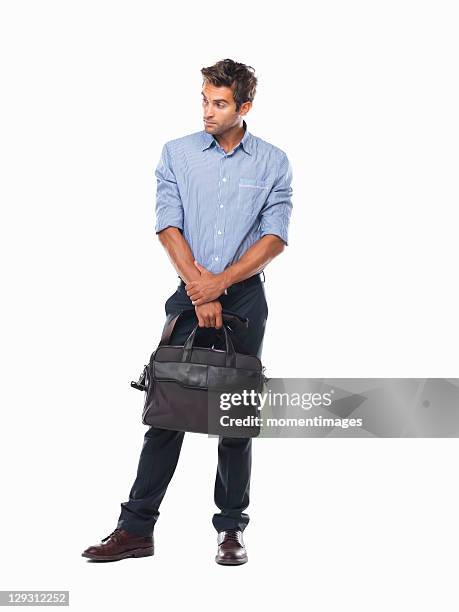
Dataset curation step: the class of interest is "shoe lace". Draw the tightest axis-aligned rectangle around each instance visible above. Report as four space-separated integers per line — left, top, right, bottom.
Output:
222 529 242 544
101 528 122 543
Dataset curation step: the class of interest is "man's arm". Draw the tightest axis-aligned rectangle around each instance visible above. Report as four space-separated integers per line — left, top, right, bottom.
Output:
186 235 284 306
157 229 223 328
155 143 184 236
186 151 293 306
154 144 222 328
154 143 202 283
222 234 285 287
157 227 201 284
224 150 293 285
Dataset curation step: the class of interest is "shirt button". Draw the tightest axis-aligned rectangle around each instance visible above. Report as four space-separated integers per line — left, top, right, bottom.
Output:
220 204 224 208
217 230 222 235
222 177 227 182
214 256 219 261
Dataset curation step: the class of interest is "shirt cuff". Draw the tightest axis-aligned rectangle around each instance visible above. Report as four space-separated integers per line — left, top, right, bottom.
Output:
260 228 288 247
155 217 184 234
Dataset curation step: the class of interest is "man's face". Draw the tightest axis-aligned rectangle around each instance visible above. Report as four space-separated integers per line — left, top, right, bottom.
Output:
201 81 250 135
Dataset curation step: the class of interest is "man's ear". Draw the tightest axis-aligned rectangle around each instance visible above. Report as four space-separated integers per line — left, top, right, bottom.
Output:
239 101 252 117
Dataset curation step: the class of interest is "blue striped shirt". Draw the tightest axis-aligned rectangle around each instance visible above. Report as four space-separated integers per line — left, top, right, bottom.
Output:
154 119 293 274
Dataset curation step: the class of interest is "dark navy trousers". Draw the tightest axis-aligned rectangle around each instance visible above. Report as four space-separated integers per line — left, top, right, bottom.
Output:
117 274 268 536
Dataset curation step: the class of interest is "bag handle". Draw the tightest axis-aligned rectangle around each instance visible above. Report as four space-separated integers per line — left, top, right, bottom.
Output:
181 322 237 368
159 308 248 347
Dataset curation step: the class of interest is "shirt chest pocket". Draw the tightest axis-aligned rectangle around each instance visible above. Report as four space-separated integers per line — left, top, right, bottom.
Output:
237 177 269 216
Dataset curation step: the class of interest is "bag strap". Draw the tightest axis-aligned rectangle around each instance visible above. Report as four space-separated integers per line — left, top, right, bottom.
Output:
159 308 249 347
182 323 237 368
159 309 193 346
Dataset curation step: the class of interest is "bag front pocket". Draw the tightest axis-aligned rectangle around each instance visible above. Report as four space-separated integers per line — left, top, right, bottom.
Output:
237 177 269 216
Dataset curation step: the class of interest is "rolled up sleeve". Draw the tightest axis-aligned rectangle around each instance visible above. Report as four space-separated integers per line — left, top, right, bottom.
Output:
259 151 293 246
154 143 184 234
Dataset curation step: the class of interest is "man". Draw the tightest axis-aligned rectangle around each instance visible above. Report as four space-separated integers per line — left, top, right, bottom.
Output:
82 58 293 565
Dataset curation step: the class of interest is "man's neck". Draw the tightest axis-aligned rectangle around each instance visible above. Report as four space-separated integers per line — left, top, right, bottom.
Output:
215 122 246 154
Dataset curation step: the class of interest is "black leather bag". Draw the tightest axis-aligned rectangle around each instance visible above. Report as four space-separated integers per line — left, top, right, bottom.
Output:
131 310 266 437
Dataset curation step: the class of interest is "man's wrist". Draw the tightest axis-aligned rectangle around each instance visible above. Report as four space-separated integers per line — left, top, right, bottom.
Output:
194 297 223 309
220 267 235 292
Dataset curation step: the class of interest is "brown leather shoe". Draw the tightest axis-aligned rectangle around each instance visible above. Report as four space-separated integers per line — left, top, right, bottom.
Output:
215 529 248 565
82 528 154 561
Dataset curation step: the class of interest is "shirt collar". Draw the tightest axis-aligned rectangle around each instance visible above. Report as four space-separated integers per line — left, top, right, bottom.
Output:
201 119 252 155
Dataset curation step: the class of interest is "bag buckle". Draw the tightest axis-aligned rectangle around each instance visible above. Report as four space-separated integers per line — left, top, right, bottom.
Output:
131 364 148 392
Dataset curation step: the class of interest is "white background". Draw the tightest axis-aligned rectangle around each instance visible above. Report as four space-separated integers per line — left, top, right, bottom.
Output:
1 0 458 610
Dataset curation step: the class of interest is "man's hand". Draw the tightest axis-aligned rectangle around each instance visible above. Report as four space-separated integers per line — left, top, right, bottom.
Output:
185 261 228 306
195 300 223 328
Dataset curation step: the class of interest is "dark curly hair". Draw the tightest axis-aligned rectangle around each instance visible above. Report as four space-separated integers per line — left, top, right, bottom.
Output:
201 58 258 112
